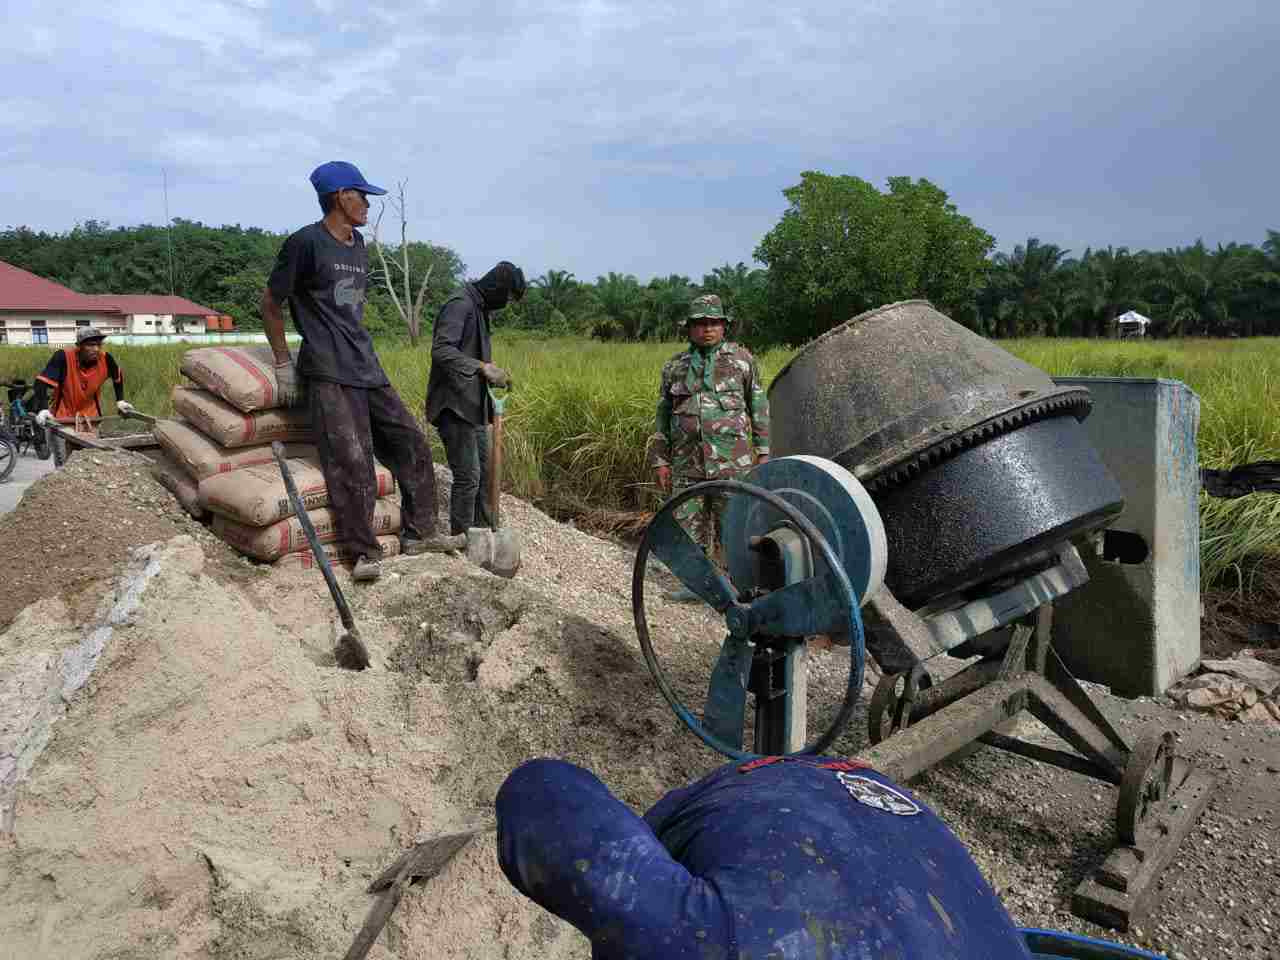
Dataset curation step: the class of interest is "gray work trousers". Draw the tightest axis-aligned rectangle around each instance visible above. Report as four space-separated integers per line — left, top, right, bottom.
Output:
435 408 491 535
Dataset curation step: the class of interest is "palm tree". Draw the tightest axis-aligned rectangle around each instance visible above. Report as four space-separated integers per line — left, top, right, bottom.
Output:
586 273 645 340
1068 247 1153 337
991 238 1072 337
1248 230 1280 336
701 262 767 338
533 269 580 315
644 275 696 340
1151 242 1252 337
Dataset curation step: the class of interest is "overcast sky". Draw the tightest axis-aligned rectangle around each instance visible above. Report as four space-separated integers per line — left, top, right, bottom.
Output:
2 0 1275 282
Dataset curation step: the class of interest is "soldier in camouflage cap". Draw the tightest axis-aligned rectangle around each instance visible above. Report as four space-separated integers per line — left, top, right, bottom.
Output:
647 294 770 600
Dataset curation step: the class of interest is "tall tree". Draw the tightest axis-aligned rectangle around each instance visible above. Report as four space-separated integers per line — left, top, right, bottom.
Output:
989 238 1072 337
754 172 993 346
643 274 696 340
368 182 458 346
701 262 768 340
1150 241 1252 337
1067 247 1153 337
533 270 581 314
584 272 645 340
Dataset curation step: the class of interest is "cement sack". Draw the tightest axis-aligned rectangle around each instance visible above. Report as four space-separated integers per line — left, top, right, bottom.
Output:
273 534 402 569
149 452 206 520
172 386 310 449
199 456 396 527
180 345 298 412
153 418 316 481
212 499 402 562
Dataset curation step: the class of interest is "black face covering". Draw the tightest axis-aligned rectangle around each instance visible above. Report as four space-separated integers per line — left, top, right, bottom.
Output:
474 261 526 310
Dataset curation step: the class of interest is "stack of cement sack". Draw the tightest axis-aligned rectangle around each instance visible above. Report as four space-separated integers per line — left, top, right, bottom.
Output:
149 345 403 568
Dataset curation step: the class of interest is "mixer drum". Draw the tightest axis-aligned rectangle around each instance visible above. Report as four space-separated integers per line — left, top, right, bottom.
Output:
768 300 1124 607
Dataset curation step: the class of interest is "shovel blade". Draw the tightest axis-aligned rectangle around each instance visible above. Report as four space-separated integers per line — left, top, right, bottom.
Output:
335 629 371 671
367 830 484 892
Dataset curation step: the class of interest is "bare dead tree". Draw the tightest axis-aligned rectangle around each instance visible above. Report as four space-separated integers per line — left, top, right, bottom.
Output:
369 181 433 346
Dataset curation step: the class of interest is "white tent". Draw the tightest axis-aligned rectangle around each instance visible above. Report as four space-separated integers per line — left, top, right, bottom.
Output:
1116 310 1152 337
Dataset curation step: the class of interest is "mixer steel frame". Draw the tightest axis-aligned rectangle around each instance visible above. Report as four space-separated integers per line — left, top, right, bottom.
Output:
858 601 1215 930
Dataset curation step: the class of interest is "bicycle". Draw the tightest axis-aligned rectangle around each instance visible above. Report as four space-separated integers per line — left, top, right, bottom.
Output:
0 423 14 482
3 380 49 460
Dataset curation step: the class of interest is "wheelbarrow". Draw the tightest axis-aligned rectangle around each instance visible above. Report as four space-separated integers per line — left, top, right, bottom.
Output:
42 408 160 465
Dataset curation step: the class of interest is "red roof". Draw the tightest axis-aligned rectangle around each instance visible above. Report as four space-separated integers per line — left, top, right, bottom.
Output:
83 294 218 316
0 259 121 314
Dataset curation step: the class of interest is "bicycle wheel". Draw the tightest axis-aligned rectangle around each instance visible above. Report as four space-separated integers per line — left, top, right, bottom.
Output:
0 435 17 482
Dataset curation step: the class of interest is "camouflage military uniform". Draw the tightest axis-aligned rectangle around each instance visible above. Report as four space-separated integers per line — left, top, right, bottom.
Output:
647 296 770 554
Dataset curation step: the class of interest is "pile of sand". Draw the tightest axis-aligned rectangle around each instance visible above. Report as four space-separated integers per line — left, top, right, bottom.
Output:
0 460 738 959
5 455 1280 960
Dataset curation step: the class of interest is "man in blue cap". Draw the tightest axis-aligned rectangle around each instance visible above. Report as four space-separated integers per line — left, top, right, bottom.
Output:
262 161 455 582
496 756 1037 959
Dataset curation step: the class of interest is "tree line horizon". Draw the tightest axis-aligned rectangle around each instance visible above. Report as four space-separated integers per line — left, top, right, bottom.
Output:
2 171 1277 348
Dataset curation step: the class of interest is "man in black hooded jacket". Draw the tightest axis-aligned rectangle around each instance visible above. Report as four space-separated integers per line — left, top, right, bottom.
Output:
426 261 525 535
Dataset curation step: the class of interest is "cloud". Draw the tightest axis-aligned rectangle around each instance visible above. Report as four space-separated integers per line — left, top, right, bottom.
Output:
2 0 1276 281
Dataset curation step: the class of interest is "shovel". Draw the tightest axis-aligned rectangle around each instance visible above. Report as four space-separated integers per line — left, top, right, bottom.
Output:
271 441 370 671
343 834 486 960
117 406 158 427
342 829 486 960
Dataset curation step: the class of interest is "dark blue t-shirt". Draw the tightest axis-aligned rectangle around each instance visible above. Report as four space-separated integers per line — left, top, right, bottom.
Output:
497 757 1032 959
268 222 389 388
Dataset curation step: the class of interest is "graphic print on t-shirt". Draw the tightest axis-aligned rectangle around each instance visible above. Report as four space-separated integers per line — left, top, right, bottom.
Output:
334 276 364 308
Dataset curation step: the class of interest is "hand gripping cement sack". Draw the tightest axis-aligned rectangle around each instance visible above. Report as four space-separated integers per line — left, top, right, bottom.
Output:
180 345 301 412
198 456 396 527
212 499 402 562
172 386 311 448
153 418 317 481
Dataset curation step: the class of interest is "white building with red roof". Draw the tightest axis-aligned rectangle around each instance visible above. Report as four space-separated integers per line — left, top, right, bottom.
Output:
82 294 224 336
0 260 243 345
0 260 125 345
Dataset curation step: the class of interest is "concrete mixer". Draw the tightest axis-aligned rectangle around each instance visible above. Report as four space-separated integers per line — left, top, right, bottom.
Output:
632 301 1214 930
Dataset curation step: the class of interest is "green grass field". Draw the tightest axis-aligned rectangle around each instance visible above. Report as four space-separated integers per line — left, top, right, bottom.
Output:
4 336 1278 590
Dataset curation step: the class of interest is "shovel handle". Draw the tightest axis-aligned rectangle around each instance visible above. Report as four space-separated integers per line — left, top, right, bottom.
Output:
486 387 508 531
42 421 115 451
272 442 356 631
120 407 158 426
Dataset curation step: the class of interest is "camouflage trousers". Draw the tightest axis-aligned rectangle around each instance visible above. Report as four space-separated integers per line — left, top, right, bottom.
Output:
669 475 732 561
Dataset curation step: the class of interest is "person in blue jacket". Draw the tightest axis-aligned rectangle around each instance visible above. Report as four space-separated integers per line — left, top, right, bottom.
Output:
496 755 1037 960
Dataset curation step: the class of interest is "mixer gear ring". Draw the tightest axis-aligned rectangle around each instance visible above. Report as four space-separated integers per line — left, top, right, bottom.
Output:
864 393 1093 494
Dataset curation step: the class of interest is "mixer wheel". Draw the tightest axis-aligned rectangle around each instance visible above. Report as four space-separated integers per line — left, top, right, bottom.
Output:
633 476 868 761
867 665 932 745
868 671 908 745
1116 730 1178 846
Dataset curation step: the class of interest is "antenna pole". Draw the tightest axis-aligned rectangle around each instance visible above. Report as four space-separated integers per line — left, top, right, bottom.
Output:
163 169 175 295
